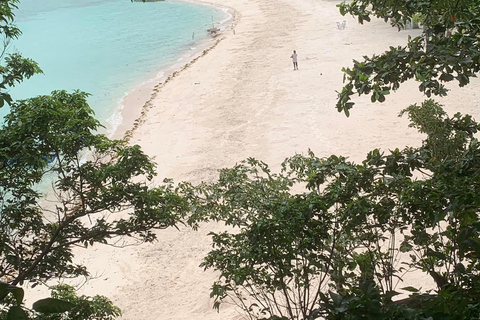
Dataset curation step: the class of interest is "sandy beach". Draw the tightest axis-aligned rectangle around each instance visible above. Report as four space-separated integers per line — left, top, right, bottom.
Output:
70 0 480 318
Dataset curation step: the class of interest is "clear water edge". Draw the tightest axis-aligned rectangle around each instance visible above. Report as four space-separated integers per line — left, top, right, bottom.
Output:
111 4 234 139
4 0 232 139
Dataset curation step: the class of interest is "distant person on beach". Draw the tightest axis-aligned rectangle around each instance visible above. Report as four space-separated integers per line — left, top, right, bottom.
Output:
291 50 298 70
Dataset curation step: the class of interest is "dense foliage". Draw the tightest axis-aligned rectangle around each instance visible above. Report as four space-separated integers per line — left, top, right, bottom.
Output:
0 1 189 318
2 0 479 319
195 0 480 318
1 90 189 287
33 285 121 320
195 100 480 320
336 0 480 116
0 0 42 108
0 90 190 318
0 283 120 320
1 282 75 320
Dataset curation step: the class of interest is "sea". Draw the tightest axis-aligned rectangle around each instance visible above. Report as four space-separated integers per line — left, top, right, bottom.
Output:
2 0 228 134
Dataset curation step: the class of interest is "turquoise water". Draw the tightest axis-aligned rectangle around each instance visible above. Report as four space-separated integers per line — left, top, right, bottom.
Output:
3 0 227 133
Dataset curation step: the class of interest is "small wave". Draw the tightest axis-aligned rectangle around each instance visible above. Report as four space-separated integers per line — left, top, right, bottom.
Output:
219 7 233 24
106 98 125 138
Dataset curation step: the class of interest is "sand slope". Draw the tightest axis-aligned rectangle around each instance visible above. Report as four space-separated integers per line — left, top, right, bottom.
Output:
73 0 480 318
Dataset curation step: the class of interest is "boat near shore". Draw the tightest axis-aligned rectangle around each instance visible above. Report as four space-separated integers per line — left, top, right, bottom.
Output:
207 16 220 37
207 25 220 37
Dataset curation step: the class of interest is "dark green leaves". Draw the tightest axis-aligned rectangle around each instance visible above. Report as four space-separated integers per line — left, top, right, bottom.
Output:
33 284 121 320
0 282 24 304
32 298 74 314
0 0 43 108
1 283 76 319
196 157 339 319
1 90 188 288
401 286 420 293
197 103 480 320
6 306 28 320
439 73 454 81
336 0 480 114
0 54 43 108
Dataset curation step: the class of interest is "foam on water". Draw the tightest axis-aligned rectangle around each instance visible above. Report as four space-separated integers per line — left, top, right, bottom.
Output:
3 0 228 134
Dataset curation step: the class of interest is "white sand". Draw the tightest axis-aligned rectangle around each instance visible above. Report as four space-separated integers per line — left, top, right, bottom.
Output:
69 0 480 318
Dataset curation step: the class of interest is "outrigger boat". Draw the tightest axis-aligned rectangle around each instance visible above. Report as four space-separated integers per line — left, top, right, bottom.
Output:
207 16 220 37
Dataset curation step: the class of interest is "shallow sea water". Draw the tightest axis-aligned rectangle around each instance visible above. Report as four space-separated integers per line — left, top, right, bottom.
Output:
4 0 227 133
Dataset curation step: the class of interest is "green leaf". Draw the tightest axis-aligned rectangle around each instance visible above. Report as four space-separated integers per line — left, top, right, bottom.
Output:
378 93 385 102
454 263 466 274
400 240 413 252
329 291 343 305
426 249 446 260
347 260 357 271
401 286 419 293
32 298 75 314
384 290 400 301
4 93 12 104
7 306 29 320
0 282 24 305
439 73 454 81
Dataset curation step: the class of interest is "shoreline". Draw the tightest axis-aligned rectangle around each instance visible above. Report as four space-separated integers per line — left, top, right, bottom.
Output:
111 1 239 142
56 0 480 318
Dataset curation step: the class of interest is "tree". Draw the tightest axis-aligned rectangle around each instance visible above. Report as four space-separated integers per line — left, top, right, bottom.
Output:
33 284 121 320
0 1 191 318
194 0 480 310
1 281 75 320
0 90 189 286
335 0 480 116
195 157 340 320
1 283 120 320
0 0 42 108
194 100 480 320
0 90 190 318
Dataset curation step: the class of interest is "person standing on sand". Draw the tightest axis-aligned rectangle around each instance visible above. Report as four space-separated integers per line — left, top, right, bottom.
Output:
291 50 298 70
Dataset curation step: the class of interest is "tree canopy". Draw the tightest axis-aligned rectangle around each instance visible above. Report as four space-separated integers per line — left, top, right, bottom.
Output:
1 0 480 319
192 0 480 318
0 1 190 318
0 90 189 288
194 100 480 320
0 0 42 108
336 0 480 115
0 90 191 318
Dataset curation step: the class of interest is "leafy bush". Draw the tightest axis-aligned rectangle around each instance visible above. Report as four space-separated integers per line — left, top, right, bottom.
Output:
192 101 480 320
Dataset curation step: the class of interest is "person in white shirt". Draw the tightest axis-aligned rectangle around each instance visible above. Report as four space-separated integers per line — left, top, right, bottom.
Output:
290 50 298 70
